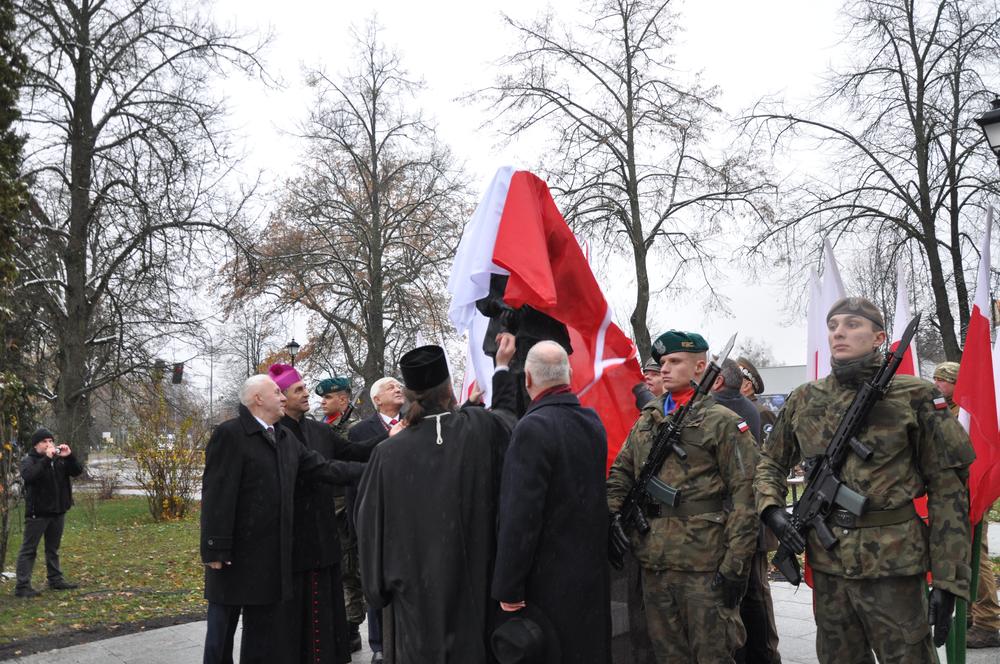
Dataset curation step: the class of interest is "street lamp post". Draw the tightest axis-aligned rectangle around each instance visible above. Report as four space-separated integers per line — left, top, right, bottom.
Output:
975 97 1000 169
286 338 301 366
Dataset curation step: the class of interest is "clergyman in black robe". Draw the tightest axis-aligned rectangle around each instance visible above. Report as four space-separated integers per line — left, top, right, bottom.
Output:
356 339 518 664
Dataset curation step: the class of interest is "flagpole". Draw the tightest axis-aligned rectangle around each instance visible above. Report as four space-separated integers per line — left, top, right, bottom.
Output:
949 521 983 664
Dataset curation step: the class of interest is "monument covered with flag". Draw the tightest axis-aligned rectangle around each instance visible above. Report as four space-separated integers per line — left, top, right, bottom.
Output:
448 167 643 471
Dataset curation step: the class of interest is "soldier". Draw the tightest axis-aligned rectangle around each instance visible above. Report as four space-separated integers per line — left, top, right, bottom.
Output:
643 358 665 398
933 361 1000 649
316 376 365 653
737 357 777 441
756 298 975 663
608 330 759 663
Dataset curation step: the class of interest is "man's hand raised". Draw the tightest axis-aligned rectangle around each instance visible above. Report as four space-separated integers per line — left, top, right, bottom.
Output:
495 332 516 368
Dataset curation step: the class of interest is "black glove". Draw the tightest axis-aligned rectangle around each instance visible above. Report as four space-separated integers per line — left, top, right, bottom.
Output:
761 506 806 554
928 587 957 647
712 571 748 609
608 512 630 570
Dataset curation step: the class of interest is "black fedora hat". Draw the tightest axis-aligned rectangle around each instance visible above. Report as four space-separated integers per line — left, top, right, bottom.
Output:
490 604 561 664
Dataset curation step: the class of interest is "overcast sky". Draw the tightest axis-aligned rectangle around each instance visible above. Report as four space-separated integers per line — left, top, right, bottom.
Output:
200 0 852 378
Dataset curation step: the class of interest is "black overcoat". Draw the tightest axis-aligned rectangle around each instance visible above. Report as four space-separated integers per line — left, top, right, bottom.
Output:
282 415 384 571
348 411 389 444
491 392 611 664
200 405 364 606
356 370 517 664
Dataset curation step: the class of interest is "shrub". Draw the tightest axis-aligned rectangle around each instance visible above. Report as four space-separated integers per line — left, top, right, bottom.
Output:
122 389 206 522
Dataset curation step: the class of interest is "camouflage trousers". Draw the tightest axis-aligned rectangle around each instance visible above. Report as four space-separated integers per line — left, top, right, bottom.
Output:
642 568 746 663
335 495 365 625
812 570 935 664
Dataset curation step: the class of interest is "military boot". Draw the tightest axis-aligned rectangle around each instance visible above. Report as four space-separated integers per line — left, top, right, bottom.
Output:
967 625 1000 649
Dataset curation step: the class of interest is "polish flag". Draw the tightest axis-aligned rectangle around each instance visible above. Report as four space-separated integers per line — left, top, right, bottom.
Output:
806 240 846 380
953 207 1000 526
448 167 643 471
889 264 919 377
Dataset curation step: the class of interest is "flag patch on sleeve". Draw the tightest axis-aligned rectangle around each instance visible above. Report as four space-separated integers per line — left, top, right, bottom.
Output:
737 420 750 433
933 397 948 410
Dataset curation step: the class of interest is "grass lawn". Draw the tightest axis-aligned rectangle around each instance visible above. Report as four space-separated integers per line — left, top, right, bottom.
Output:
0 495 203 652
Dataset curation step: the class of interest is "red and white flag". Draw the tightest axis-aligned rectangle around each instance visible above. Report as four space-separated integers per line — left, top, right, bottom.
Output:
448 168 643 471
889 263 919 377
806 240 846 380
954 207 1000 526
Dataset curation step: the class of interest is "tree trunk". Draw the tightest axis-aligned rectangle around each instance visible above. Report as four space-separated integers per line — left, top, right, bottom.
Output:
58 1 95 461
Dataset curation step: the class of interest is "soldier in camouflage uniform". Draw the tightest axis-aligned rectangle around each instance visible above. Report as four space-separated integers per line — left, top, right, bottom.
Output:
737 357 777 441
608 330 760 663
315 376 365 652
756 298 975 663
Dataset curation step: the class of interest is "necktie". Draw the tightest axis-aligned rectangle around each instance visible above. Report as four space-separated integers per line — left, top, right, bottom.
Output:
389 419 398 426
264 426 276 444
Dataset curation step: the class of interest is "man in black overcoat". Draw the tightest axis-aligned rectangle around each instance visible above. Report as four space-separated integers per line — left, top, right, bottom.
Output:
348 376 405 662
356 336 518 664
200 374 365 664
269 363 386 664
491 340 611 664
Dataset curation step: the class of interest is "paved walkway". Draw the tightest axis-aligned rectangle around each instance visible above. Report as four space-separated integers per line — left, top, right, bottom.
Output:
8 582 1000 663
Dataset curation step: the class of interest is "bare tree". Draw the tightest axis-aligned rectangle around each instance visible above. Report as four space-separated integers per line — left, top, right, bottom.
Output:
14 0 265 458
478 0 773 357
229 21 468 389
746 0 1000 361
736 337 776 369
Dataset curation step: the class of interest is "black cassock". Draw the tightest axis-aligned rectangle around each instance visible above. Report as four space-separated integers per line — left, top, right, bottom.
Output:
356 370 516 664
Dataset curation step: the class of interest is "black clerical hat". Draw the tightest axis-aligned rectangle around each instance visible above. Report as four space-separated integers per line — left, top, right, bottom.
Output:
398 345 450 391
490 605 561 664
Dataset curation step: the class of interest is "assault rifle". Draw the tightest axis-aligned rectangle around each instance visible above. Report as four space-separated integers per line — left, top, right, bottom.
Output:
609 334 737 570
771 314 921 586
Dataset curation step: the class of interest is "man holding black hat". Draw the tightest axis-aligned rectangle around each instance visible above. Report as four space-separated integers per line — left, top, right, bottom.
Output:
15 427 83 598
492 340 610 664
607 330 759 663
356 335 518 664
756 297 975 662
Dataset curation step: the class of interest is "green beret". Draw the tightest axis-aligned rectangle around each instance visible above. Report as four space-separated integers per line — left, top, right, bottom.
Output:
315 377 351 396
826 296 885 330
933 361 959 384
651 330 709 363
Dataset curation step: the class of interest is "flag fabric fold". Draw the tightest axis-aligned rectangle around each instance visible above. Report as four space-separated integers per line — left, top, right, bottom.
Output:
954 207 1000 526
806 241 846 381
448 168 643 471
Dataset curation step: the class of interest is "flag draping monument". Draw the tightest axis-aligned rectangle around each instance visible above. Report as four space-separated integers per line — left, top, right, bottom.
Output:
448 167 644 471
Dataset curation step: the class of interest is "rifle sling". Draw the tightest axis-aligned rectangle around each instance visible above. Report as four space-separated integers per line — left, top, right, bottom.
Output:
828 503 917 529
643 497 724 519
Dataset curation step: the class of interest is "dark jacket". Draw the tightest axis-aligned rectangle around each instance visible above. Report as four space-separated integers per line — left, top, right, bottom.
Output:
21 450 83 517
713 387 762 445
348 411 392 444
200 405 365 606
281 414 385 571
492 391 610 664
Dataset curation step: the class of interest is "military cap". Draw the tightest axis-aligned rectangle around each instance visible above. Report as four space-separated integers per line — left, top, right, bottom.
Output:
315 376 351 396
933 361 960 384
736 357 764 394
650 330 710 363
642 358 661 373
399 345 450 391
826 296 885 330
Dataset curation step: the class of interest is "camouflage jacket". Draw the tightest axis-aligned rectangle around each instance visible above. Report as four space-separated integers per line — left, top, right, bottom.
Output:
607 394 759 578
755 353 975 599
326 409 360 438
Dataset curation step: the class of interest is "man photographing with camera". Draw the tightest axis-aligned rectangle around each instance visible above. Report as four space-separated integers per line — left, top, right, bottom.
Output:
14 427 83 598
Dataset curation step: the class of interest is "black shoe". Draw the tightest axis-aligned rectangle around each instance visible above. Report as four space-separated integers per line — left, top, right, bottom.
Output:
349 624 363 653
48 579 78 590
371 652 384 663
14 586 40 598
